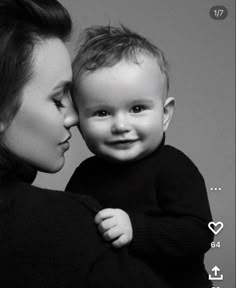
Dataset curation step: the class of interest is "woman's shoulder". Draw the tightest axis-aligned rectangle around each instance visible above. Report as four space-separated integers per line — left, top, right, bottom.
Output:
3 180 96 221
0 180 98 239
1 180 107 265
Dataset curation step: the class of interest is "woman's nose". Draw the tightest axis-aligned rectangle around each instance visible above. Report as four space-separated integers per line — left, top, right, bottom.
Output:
111 114 131 134
64 98 79 128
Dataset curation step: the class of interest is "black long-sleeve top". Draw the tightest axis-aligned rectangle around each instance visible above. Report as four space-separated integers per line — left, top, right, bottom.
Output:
0 150 170 288
66 139 213 288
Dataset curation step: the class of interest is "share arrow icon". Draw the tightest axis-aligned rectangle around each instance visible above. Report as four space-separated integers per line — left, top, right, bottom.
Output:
209 266 223 280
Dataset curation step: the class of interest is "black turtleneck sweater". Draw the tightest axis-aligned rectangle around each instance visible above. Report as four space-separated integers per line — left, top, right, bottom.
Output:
66 138 213 288
0 148 171 288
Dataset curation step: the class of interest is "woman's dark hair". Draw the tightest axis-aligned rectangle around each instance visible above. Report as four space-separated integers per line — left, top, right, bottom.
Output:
0 0 72 129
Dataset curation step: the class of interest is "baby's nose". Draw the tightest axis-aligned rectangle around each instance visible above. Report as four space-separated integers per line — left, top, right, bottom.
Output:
111 114 131 134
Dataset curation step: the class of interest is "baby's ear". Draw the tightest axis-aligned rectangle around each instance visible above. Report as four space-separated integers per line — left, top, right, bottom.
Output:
163 97 175 131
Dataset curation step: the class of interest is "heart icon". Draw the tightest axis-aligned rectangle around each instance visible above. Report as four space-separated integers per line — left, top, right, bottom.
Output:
208 222 224 235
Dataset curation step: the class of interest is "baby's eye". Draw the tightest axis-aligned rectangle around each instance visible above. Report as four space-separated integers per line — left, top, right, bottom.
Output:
94 110 109 117
130 105 146 113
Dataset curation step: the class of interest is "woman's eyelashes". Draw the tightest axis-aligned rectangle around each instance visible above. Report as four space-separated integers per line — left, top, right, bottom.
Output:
53 85 71 109
53 99 65 109
52 92 65 109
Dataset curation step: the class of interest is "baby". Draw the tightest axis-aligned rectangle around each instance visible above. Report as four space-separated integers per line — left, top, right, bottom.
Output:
67 25 213 288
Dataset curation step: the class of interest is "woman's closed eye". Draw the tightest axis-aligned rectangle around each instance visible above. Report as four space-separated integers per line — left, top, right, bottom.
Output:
53 85 71 109
53 99 65 109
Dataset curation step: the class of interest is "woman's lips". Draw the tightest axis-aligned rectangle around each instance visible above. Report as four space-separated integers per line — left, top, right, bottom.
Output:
59 140 70 151
59 133 71 151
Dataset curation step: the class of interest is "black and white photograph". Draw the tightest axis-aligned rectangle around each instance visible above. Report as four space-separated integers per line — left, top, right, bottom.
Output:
1 0 234 287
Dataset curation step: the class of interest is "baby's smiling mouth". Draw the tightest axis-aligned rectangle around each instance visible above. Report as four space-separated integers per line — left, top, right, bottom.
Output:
107 139 138 149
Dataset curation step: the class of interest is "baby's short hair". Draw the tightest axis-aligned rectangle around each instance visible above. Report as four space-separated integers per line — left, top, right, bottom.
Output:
73 25 169 95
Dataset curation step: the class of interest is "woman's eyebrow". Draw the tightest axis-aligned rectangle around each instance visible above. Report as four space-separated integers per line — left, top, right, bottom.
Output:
52 80 72 92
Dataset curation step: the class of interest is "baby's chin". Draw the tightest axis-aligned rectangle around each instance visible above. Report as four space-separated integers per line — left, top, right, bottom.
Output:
97 150 144 164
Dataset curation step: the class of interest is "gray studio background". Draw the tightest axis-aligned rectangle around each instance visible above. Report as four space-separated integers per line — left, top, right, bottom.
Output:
34 0 235 286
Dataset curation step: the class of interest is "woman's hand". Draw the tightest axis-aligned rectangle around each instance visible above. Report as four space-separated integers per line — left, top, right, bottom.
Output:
95 208 133 248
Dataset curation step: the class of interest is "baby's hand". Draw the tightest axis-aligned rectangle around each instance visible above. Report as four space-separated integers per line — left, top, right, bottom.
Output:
94 208 133 248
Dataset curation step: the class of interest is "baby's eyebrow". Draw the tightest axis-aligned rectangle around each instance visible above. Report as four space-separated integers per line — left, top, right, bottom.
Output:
130 99 153 105
85 106 107 113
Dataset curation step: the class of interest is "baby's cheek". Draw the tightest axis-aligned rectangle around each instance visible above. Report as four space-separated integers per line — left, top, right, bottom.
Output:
95 122 110 136
88 126 105 143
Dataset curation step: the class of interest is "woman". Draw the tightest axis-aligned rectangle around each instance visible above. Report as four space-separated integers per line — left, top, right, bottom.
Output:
0 0 170 287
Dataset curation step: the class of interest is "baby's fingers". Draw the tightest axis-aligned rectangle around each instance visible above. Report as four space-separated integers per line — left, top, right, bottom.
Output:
103 226 121 242
112 234 130 248
98 218 116 234
95 208 116 224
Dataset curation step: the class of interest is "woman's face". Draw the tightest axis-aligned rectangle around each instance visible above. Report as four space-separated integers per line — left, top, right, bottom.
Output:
1 38 78 172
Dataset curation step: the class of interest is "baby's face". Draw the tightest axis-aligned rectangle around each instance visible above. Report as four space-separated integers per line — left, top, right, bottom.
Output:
75 55 173 162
